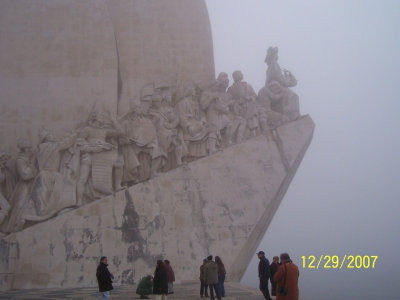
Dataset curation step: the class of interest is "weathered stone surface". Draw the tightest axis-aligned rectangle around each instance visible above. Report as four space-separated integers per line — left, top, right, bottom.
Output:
1 116 314 290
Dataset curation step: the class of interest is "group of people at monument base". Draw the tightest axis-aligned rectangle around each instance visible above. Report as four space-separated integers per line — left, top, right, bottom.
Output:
96 251 298 300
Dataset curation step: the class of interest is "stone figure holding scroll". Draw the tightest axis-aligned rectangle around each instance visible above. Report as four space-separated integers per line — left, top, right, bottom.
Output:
227 71 268 138
0 150 15 231
76 109 126 206
200 80 233 154
3 139 38 234
174 84 211 160
14 128 78 231
119 101 166 185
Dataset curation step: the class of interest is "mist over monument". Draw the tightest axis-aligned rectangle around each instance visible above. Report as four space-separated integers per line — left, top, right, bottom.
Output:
0 0 314 291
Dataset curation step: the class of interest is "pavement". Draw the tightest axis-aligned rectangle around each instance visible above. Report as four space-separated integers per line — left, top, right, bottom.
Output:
0 281 277 300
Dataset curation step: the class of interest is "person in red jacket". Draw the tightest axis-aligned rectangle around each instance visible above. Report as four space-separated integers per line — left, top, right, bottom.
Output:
273 253 299 300
164 259 175 294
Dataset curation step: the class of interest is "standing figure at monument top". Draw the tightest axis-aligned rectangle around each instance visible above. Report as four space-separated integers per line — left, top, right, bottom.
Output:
264 46 298 88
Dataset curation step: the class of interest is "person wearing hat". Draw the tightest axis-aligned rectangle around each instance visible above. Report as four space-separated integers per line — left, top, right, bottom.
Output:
257 251 272 300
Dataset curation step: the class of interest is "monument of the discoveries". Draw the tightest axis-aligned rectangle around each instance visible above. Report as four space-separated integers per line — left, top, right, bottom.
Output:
0 0 314 291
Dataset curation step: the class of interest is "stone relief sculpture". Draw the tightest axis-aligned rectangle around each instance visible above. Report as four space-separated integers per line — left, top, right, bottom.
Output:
174 84 211 162
0 150 15 233
119 102 166 185
14 128 78 231
258 47 300 127
0 50 301 234
227 71 268 138
217 72 247 144
2 139 38 234
200 80 233 154
76 109 126 206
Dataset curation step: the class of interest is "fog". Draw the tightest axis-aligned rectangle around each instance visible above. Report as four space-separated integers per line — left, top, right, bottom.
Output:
205 1 400 299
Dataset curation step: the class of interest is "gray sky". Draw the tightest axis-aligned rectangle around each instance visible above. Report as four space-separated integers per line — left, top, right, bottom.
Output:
205 1 400 299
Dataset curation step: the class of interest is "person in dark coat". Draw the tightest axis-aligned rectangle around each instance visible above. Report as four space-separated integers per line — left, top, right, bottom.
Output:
136 275 154 299
153 259 168 300
96 256 114 300
257 251 272 300
270 256 280 296
199 258 209 298
164 259 175 294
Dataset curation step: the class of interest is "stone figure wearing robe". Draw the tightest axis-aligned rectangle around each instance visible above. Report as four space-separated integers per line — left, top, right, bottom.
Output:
14 129 78 231
76 109 126 206
217 72 247 143
174 84 211 160
3 139 38 234
200 80 233 154
227 70 268 138
0 150 15 231
119 102 166 185
149 92 186 168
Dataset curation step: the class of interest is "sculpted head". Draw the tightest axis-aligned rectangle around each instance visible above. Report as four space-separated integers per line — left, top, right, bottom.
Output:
88 109 104 124
152 92 163 109
0 149 11 168
269 81 282 94
38 127 57 143
217 72 229 90
17 138 32 153
232 70 243 83
184 84 196 98
130 101 142 118
208 80 221 92
265 46 279 64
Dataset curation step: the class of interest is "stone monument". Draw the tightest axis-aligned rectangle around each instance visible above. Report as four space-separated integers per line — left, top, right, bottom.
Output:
0 0 314 291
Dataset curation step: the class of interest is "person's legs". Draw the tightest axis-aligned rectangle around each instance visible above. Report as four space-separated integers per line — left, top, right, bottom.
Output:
213 283 221 300
209 283 215 300
168 282 174 293
101 291 110 300
218 274 225 297
259 278 272 300
205 282 209 296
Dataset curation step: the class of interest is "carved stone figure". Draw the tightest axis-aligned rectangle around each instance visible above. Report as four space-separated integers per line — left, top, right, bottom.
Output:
200 80 233 153
227 71 268 138
258 81 298 128
217 72 247 143
0 150 15 231
149 92 186 168
14 129 78 231
3 139 38 234
258 47 300 127
264 46 298 88
76 109 126 206
119 102 166 185
174 84 211 161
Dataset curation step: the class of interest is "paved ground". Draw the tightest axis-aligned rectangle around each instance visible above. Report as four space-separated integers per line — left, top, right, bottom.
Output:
0 281 277 300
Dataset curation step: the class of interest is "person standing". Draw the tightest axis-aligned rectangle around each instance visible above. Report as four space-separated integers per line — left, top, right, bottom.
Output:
136 275 153 299
215 256 226 297
164 259 175 294
153 260 168 300
257 251 272 300
96 256 114 300
204 255 221 300
273 253 299 300
270 256 280 296
199 258 209 298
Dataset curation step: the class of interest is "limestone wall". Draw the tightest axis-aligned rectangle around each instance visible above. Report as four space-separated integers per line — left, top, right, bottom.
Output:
1 116 314 290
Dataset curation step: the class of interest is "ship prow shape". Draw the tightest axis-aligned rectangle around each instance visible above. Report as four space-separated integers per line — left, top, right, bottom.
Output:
1 115 314 290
